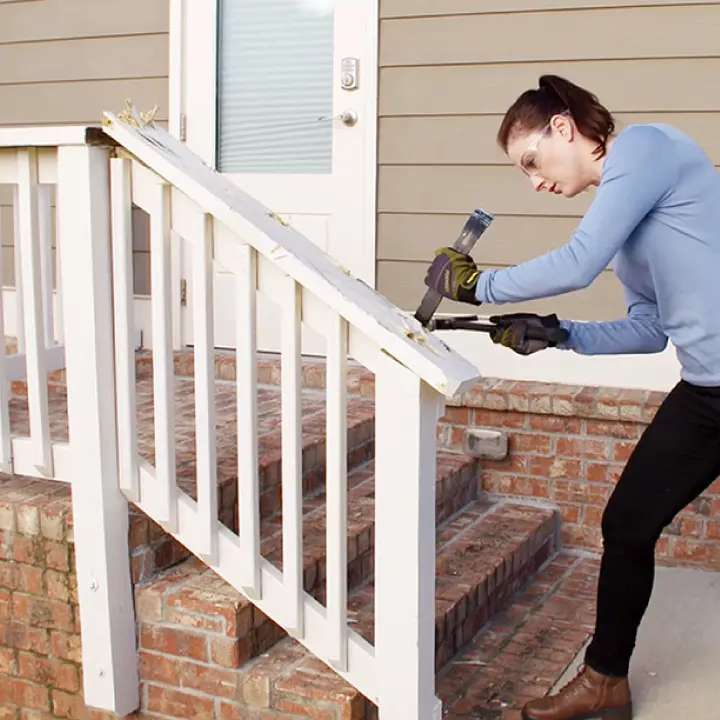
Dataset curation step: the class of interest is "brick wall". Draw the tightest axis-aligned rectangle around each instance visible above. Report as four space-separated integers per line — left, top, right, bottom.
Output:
439 379 720 570
0 475 372 719
0 477 84 718
0 476 191 719
134 560 372 719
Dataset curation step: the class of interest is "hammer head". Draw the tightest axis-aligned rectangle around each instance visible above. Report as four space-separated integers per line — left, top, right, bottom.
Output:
414 208 494 327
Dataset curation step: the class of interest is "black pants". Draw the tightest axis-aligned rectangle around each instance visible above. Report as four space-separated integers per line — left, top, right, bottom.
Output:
584 379 720 677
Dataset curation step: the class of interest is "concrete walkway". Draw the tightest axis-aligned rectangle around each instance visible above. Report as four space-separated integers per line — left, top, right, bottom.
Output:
555 565 720 719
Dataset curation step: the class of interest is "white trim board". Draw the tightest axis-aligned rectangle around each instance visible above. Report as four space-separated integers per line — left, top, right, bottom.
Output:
441 329 681 392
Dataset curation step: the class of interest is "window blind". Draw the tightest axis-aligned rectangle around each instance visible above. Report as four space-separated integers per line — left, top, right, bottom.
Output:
216 0 335 174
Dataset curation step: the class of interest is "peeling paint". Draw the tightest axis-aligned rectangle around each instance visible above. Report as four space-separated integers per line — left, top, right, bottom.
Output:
381 348 408 369
112 99 159 129
267 210 290 227
269 244 291 262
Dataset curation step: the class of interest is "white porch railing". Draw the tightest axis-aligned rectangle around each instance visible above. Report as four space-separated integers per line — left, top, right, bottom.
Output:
0 116 482 719
0 126 139 710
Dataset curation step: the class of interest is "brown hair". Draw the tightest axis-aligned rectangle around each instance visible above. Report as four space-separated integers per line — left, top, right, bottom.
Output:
496 75 616 158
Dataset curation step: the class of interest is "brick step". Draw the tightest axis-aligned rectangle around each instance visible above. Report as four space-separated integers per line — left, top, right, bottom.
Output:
126 376 375 585
135 451 480 674
258 450 478 601
164 349 375 398
345 499 560 671
133 498 560 719
438 550 599 719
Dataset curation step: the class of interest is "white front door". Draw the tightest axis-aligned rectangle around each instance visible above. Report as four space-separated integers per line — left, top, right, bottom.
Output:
178 0 378 353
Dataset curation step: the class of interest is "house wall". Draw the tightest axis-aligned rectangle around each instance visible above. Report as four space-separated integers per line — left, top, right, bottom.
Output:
376 0 720 321
439 377 720 567
0 0 170 294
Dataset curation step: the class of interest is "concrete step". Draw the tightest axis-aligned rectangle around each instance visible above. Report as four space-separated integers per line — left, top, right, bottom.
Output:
133 498 560 719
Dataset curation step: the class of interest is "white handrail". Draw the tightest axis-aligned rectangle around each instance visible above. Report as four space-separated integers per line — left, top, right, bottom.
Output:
100 112 480 399
0 126 95 148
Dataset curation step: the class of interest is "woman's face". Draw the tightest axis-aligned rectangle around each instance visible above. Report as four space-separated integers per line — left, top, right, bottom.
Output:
505 114 592 198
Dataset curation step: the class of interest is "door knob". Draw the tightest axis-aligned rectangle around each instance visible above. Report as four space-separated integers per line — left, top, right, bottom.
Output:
340 110 358 127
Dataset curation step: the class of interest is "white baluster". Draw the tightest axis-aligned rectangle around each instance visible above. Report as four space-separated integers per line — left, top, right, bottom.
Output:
193 212 218 562
149 179 177 531
110 158 139 502
237 242 261 598
326 311 348 670
16 148 52 475
53 193 64 345
37 184 54 348
0 201 10 472
282 275 303 636
12 184 25 352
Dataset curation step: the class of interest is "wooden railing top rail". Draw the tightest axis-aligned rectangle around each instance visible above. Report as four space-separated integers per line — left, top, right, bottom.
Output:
99 110 481 399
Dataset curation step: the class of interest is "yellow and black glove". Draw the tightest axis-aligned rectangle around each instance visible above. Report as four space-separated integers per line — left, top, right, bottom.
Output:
489 313 568 355
423 248 482 305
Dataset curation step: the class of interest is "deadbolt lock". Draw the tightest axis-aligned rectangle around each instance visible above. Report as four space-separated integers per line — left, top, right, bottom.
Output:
341 58 359 91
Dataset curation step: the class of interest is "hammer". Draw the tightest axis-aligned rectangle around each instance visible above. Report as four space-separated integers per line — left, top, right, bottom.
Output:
414 209 568 344
414 208 495 327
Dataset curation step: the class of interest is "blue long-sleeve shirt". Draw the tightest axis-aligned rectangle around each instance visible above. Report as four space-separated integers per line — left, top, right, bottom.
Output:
474 123 720 387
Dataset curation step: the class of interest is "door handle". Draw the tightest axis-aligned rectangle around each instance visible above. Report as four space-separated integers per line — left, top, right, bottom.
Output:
339 110 358 127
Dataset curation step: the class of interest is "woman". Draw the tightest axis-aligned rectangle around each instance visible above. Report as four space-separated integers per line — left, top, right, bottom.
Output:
424 74 720 720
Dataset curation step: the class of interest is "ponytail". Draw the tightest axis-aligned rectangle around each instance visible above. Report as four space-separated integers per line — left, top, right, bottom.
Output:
497 75 616 158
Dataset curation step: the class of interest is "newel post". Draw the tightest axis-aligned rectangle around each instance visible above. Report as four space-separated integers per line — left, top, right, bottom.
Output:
374 358 445 720
56 143 139 713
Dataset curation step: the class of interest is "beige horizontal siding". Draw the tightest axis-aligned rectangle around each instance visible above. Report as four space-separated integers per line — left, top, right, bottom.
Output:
380 59 720 116
377 260 626 320
380 0 719 18
0 0 169 127
378 214 583 264
376 2 720 321
0 0 167 43
379 113 720 165
0 34 168 85
379 165 593 216
380 6 720 66
0 78 168 125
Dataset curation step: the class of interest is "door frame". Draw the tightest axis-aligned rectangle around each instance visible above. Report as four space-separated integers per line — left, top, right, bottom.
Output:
168 0 379 345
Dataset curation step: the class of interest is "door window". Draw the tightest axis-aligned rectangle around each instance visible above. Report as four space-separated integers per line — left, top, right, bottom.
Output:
216 0 335 174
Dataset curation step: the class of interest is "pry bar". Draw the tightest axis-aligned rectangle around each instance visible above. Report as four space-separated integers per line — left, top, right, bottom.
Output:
428 315 569 344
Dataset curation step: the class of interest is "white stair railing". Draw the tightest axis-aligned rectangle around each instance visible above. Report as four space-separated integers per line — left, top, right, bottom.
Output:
0 133 68 477
100 113 481 719
0 127 138 714
0 116 482 719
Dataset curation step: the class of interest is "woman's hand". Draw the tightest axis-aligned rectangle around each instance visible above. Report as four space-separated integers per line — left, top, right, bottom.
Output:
423 248 482 305
489 313 568 355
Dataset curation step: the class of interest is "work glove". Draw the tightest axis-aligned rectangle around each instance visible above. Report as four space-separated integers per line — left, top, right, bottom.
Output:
423 248 482 305
488 313 568 355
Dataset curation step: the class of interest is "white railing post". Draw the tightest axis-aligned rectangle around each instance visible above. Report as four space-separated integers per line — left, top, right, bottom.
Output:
374 359 445 720
56 143 139 714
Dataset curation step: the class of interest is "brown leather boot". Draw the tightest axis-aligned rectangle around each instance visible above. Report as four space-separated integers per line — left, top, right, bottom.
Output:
521 664 633 720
